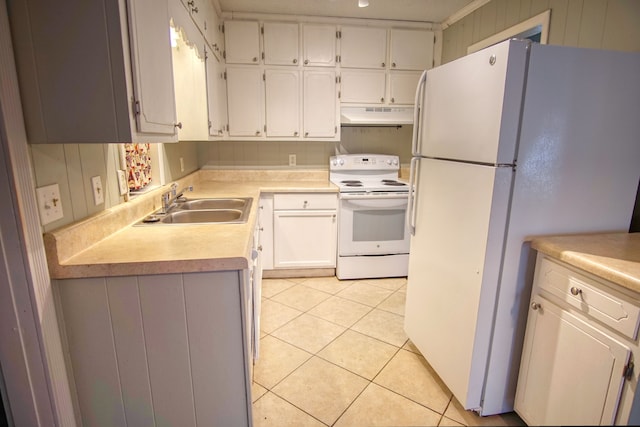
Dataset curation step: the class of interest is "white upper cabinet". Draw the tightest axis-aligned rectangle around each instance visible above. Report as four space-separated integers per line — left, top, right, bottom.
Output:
340 70 386 104
263 22 299 66
302 24 337 67
303 70 338 138
340 26 387 69
389 71 423 104
225 67 264 137
389 28 434 70
206 49 227 137
9 0 178 143
265 69 300 137
224 20 261 64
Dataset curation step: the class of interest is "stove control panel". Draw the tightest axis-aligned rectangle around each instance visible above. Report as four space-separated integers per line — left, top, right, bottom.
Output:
330 154 399 170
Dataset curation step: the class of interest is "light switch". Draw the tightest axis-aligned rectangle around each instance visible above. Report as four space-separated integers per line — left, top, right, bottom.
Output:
36 183 64 225
117 169 128 196
91 176 104 205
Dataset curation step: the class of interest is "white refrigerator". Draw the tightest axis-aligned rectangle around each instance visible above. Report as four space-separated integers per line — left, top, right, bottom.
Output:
404 39 640 416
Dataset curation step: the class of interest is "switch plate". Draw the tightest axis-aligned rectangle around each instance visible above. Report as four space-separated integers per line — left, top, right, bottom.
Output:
289 154 296 166
117 169 128 196
36 183 64 225
180 157 185 172
91 176 104 205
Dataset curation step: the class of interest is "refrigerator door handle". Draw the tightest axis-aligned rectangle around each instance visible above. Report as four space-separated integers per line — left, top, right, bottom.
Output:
407 156 419 236
411 70 428 156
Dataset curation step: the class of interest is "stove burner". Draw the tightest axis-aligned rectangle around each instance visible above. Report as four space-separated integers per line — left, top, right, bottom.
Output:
384 181 407 186
341 180 362 184
344 183 363 187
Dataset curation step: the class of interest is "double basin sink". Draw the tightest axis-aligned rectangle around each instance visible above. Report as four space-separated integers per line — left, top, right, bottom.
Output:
136 197 252 225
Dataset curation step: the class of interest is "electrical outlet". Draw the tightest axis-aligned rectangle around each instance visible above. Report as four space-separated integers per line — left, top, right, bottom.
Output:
289 154 296 166
117 169 128 196
180 157 185 172
36 183 64 225
91 176 104 205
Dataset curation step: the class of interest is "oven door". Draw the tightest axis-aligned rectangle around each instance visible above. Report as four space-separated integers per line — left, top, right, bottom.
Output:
339 193 410 256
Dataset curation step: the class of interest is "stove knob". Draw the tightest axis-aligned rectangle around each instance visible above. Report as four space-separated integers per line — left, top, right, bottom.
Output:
393 159 399 165
338 159 345 166
386 159 392 165
332 159 337 166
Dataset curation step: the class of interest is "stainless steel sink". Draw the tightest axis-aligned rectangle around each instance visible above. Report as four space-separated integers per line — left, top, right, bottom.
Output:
174 197 250 210
135 197 252 225
161 209 244 224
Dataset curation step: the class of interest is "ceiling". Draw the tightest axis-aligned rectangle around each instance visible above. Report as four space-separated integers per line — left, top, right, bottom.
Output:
216 0 476 24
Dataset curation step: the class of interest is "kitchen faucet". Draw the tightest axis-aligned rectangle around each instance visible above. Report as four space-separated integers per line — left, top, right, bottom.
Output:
160 183 193 213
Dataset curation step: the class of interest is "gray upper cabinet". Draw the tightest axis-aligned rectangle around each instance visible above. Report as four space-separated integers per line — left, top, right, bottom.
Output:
8 0 179 144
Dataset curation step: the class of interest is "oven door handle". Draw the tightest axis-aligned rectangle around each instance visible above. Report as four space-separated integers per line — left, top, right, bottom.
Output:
340 194 408 208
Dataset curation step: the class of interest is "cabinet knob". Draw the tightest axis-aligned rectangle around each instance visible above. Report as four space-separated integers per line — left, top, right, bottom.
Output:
531 301 542 311
174 122 183 129
305 132 309 137
303 201 308 207
191 6 198 13
304 59 309 65
381 62 385 67
294 131 299 136
255 130 261 136
380 97 384 102
293 58 298 64
252 57 258 62
392 62 396 68
570 286 582 296
391 97 395 103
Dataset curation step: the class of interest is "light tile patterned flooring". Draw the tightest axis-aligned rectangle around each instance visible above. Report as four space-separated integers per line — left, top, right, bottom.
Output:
251 276 526 427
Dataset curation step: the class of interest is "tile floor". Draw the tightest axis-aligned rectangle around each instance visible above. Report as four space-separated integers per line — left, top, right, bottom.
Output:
251 276 526 427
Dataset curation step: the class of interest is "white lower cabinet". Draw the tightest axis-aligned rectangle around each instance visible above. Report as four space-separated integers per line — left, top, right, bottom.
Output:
56 271 253 427
272 193 337 269
515 254 639 425
259 194 274 270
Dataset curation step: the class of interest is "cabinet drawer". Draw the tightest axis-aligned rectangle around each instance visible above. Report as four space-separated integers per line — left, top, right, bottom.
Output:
536 256 640 339
274 193 337 210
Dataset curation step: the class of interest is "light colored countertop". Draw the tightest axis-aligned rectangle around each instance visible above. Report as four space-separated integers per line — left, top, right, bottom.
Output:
530 232 640 294
44 169 338 279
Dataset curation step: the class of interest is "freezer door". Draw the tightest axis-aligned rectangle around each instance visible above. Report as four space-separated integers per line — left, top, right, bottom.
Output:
404 157 513 411
419 39 528 164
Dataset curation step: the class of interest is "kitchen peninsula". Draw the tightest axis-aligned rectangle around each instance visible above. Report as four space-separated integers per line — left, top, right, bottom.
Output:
44 169 337 427
517 232 640 425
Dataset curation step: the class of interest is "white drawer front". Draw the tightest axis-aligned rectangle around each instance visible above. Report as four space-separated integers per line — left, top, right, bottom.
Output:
536 256 640 340
274 193 337 210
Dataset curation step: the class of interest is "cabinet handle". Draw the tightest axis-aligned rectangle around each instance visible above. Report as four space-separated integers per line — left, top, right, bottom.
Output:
257 245 263 251
570 286 582 296
293 58 298 64
175 122 183 129
531 301 542 310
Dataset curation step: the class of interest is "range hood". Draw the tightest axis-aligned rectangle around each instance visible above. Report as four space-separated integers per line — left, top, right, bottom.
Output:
340 106 414 126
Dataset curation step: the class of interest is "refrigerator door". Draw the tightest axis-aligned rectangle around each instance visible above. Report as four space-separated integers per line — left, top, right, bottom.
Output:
405 157 513 410
419 39 528 165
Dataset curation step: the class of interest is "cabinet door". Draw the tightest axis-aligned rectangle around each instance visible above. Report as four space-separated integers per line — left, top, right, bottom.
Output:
515 294 630 426
340 26 387 69
226 67 264 137
273 210 337 268
389 28 434 70
224 20 260 64
259 195 274 270
265 70 300 138
340 70 386 104
302 24 336 67
303 70 337 138
389 71 422 105
171 12 208 141
263 22 299 66
205 48 226 137
128 0 178 135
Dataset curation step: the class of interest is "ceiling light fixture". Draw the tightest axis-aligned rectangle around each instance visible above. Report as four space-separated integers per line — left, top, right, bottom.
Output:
358 0 369 8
